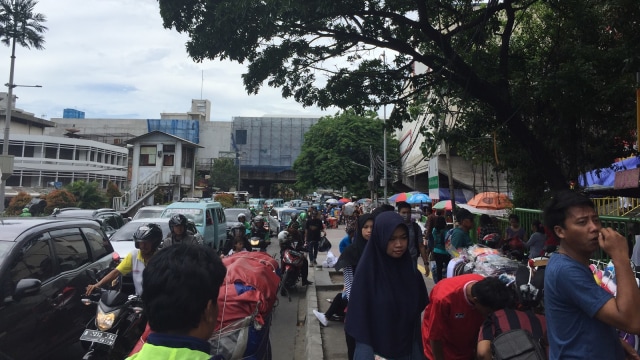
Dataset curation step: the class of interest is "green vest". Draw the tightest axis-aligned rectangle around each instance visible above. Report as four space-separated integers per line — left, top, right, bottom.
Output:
126 343 211 360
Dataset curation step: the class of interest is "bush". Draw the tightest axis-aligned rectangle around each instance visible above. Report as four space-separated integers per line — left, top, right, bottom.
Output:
43 190 77 214
7 192 32 216
214 193 235 208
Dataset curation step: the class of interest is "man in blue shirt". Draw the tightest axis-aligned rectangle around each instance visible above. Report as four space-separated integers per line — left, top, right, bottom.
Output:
543 191 640 360
450 208 474 249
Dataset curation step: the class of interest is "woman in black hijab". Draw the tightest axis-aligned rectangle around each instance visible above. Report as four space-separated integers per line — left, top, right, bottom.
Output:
345 211 428 359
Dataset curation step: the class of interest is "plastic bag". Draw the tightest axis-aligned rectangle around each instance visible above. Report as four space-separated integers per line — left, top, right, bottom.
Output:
322 251 337 268
318 236 332 252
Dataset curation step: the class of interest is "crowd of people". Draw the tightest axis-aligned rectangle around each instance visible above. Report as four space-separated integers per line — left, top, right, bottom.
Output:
311 191 640 360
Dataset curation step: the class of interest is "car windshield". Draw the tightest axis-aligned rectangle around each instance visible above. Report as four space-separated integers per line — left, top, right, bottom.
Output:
133 208 165 220
161 209 204 226
248 199 263 206
110 221 170 242
224 209 250 221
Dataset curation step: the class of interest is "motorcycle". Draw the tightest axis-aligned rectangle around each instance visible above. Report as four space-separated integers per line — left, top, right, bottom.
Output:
279 241 307 301
249 235 269 252
80 259 146 360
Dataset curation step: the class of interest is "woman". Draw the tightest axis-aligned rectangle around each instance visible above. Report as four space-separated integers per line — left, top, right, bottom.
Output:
345 212 428 360
329 213 374 359
505 214 525 241
431 215 451 283
525 220 546 259
477 214 501 248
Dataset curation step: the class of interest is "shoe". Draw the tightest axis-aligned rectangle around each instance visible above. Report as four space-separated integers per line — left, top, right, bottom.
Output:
329 314 344 322
280 288 287 296
313 310 328 326
302 280 313 286
309 263 314 267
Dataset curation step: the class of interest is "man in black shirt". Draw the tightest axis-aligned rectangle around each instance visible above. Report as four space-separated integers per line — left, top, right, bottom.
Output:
305 211 326 266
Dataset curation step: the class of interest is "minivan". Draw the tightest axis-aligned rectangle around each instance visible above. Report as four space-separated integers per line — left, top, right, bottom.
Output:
265 198 285 208
160 198 227 251
248 198 266 209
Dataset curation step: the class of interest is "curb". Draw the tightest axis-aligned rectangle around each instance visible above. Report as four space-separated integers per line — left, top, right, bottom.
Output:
305 269 324 360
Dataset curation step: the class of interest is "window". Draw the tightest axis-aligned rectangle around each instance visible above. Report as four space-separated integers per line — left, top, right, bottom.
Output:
235 130 247 145
10 233 56 284
182 148 194 168
140 145 157 166
163 144 175 153
216 208 225 224
163 154 174 166
82 227 111 260
49 228 90 272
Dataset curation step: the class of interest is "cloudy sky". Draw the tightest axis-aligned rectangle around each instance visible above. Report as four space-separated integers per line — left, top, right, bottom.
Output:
0 0 340 121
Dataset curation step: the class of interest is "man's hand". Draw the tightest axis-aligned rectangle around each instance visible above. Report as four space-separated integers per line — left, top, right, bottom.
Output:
85 283 100 296
599 228 629 261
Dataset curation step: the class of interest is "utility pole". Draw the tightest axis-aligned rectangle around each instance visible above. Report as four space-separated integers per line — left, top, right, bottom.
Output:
381 51 388 204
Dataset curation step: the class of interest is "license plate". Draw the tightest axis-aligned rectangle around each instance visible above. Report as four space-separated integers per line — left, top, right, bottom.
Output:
79 329 117 346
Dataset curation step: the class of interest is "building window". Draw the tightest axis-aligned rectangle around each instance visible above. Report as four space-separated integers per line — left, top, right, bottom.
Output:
182 147 194 168
163 154 174 166
235 130 247 145
140 145 156 166
163 144 175 153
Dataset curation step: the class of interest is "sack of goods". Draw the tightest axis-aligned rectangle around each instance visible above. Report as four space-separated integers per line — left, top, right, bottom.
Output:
343 202 355 216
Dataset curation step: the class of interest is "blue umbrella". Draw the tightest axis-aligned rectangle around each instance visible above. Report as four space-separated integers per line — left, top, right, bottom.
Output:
406 193 431 204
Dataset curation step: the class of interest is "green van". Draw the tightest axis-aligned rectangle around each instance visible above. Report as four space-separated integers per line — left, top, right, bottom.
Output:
161 198 227 251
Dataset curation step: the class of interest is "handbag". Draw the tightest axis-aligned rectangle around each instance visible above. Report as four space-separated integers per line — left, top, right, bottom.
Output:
318 236 332 252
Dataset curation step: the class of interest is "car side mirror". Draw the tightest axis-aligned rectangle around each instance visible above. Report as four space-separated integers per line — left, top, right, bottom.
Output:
13 278 41 301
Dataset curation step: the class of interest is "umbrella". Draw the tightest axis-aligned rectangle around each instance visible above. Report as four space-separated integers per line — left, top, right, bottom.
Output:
357 198 372 204
433 200 453 211
467 192 513 210
325 198 339 204
388 192 412 202
406 193 431 204
339 197 350 203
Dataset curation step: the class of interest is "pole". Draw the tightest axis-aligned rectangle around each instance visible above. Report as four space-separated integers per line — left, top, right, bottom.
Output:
0 38 17 213
382 51 388 204
237 154 241 191
636 72 640 151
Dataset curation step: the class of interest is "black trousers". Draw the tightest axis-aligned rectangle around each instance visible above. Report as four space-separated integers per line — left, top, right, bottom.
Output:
325 292 347 318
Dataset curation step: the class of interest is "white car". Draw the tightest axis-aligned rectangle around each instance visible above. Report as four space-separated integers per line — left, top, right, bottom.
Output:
109 217 203 256
132 205 168 220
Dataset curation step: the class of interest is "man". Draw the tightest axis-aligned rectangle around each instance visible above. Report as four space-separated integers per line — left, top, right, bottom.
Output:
543 191 640 359
450 208 474 249
425 206 437 250
422 275 511 360
476 307 547 360
278 222 312 287
305 211 325 266
396 201 430 272
237 213 251 234
163 214 200 247
126 244 227 359
86 223 163 296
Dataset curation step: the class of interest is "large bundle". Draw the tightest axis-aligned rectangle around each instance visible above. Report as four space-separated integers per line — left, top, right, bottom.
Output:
217 251 280 328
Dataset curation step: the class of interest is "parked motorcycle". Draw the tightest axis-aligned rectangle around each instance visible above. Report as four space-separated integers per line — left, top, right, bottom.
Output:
80 263 146 360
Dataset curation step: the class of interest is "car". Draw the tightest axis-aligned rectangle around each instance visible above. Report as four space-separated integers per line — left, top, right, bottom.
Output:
161 198 227 250
132 205 168 220
109 217 204 257
0 218 115 360
50 208 125 238
224 208 252 223
278 208 304 232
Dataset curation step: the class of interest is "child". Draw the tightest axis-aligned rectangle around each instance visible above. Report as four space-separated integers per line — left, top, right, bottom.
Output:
226 236 248 256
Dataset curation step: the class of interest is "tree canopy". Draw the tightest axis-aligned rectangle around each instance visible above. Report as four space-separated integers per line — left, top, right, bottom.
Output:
65 181 107 209
159 0 640 203
293 110 399 197
210 157 238 191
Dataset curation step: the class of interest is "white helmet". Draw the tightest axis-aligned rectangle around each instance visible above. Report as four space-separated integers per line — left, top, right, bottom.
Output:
237 213 246 221
277 231 289 243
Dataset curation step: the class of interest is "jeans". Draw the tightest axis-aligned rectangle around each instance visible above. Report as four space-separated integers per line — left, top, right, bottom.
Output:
308 241 319 263
433 252 451 283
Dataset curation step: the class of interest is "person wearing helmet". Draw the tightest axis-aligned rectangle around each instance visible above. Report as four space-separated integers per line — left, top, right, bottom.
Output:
238 213 251 234
19 207 32 217
279 222 312 286
85 223 163 296
251 215 270 243
164 214 199 247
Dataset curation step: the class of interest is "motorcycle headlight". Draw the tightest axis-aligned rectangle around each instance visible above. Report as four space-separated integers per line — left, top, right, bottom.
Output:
96 307 120 331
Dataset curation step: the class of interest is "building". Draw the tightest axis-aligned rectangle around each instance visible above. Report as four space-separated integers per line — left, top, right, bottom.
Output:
63 108 85 119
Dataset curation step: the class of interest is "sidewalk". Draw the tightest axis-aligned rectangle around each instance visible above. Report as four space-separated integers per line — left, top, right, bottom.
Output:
304 225 435 360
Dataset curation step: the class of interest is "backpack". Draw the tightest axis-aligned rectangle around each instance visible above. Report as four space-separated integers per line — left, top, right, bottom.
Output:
492 329 546 360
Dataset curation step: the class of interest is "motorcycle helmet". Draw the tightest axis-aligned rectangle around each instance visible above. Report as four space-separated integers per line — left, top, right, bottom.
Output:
277 230 289 243
237 213 246 222
134 223 163 249
169 214 188 232
299 212 307 221
254 215 264 223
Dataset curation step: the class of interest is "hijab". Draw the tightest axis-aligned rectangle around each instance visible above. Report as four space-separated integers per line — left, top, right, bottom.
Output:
344 212 428 358
334 213 374 271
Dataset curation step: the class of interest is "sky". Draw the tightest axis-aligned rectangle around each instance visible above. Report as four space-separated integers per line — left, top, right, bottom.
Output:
0 0 340 121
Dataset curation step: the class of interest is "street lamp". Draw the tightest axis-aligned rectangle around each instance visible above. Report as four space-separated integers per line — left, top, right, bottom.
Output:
0 82 42 212
380 51 388 204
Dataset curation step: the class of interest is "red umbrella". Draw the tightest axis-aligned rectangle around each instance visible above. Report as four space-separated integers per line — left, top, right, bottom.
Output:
389 192 411 202
433 200 453 211
339 197 350 203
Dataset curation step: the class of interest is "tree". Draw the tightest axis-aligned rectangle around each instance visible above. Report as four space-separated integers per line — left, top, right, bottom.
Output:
6 190 29 215
293 110 399 197
105 181 121 208
65 181 107 209
158 0 640 202
43 189 76 214
0 0 47 211
210 158 238 191
214 193 235 208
